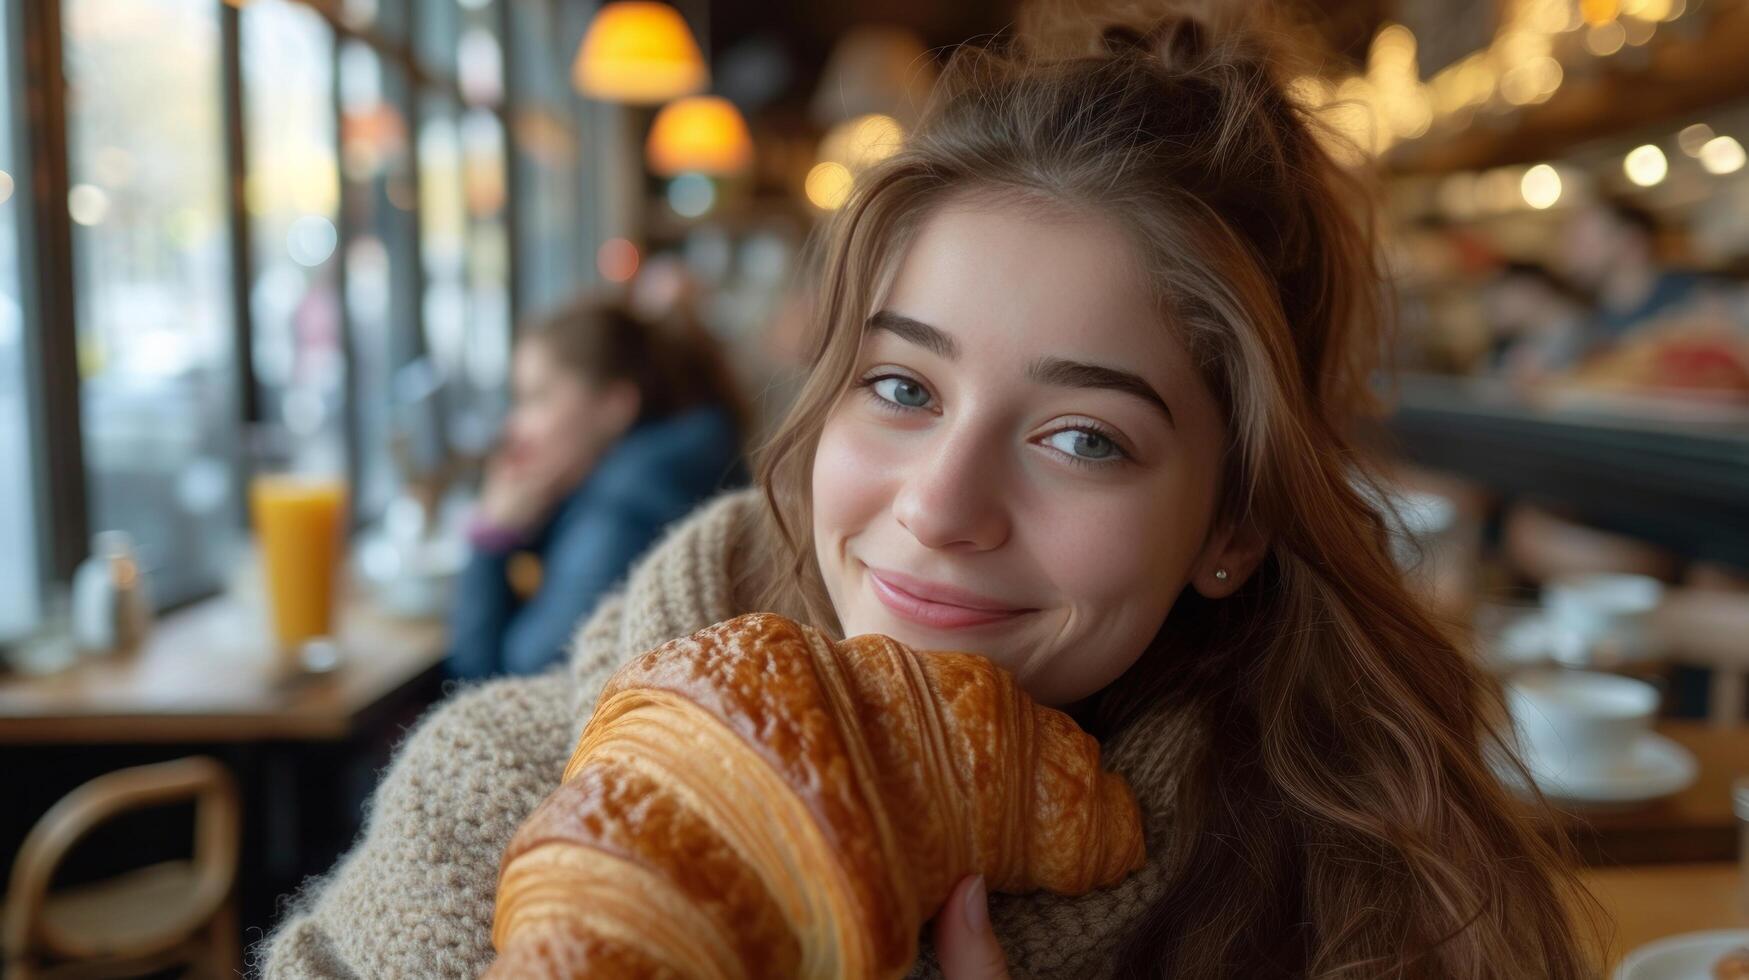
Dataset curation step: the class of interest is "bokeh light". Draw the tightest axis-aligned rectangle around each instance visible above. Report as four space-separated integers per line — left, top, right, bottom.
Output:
1699 136 1746 176
597 237 640 282
1521 164 1563 209
805 162 853 210
1623 144 1667 187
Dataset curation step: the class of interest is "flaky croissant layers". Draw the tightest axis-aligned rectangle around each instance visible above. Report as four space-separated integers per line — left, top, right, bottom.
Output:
489 613 1146 979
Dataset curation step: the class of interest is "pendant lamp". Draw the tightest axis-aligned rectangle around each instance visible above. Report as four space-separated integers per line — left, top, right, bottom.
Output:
573 1 708 105
645 95 752 176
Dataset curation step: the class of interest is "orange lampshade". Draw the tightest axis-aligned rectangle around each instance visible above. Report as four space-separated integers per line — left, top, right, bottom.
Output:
645 96 753 176
573 2 708 105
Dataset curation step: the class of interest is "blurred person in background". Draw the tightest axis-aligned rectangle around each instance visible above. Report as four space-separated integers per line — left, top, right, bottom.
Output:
447 296 750 679
1562 195 1708 345
1481 260 1592 386
1553 196 1749 399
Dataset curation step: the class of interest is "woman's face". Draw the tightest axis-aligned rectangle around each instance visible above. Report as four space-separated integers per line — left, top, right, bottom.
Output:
502 340 629 485
812 199 1239 706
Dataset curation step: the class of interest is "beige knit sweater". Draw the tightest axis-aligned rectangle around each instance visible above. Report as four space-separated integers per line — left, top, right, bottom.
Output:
259 488 1188 979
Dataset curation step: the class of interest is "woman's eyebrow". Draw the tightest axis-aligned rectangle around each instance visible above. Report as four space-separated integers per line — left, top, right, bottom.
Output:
866 310 958 359
1028 358 1176 428
865 309 1174 428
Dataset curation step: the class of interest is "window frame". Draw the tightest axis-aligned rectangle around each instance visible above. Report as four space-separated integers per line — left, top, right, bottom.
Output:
8 0 591 611
14 0 86 584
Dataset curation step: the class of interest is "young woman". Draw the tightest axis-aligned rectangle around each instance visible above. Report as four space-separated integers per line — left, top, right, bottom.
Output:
448 296 748 679
265 6 1595 977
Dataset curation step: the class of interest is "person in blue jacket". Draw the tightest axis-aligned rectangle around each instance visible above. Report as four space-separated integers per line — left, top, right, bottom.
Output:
447 295 749 679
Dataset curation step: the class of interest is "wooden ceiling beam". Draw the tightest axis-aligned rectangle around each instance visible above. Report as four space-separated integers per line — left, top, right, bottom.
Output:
1388 2 1749 174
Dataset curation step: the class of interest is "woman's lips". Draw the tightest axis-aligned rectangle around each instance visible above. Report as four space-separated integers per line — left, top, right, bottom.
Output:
866 568 1034 630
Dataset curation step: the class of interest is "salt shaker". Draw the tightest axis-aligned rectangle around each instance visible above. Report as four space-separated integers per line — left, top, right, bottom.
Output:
71 530 154 655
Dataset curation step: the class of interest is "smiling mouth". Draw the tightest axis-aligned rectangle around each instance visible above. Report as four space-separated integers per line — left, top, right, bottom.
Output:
865 568 1035 631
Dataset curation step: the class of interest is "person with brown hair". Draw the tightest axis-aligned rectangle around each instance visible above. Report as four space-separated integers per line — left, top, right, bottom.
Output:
264 3 1598 976
447 295 748 679
1561 194 1710 344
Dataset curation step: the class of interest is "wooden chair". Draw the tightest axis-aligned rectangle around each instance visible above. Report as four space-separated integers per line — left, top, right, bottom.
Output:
3 757 241 979
1654 585 1749 727
1502 502 1680 585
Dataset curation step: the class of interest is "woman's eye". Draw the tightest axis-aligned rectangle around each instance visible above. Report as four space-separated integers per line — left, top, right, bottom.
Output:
871 375 932 409
1045 428 1121 462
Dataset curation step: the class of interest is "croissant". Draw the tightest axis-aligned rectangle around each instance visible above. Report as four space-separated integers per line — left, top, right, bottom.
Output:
489 612 1145 979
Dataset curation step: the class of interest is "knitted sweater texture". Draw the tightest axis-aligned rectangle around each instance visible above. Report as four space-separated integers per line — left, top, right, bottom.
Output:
258 488 1186 978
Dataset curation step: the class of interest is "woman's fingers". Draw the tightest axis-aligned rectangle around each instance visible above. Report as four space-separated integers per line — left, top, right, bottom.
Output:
933 874 1013 980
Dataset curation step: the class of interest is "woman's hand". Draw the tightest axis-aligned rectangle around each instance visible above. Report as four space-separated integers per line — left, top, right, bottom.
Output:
475 450 570 536
933 874 1013 980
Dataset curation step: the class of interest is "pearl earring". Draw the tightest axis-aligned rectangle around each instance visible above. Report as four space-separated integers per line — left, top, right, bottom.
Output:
1214 569 1229 581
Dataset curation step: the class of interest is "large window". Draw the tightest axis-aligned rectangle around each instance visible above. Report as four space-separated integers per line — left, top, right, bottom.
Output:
459 103 511 429
509 0 586 310
5 0 613 614
418 93 505 458
456 2 512 403
339 0 408 40
338 38 420 518
63 0 238 607
416 0 461 75
457 0 511 404
418 93 468 379
0 4 38 640
243 0 345 476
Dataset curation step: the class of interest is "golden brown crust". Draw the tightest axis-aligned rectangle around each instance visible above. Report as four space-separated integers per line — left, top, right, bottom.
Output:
499 763 801 977
483 918 683 979
491 613 1146 979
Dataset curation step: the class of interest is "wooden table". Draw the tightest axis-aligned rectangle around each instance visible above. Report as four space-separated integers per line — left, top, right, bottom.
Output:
1556 723 1749 866
1582 862 1745 974
0 591 446 743
0 590 449 943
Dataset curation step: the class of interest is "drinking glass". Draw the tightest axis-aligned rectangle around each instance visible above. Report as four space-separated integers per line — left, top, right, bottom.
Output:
248 430 348 672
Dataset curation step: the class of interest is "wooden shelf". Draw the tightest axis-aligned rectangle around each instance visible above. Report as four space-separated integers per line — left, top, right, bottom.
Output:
1387 1 1749 175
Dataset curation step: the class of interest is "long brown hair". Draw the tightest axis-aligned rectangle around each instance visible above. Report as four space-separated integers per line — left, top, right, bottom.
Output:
741 2 1600 976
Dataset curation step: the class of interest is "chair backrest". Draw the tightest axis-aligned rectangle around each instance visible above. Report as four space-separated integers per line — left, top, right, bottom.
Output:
1503 502 1679 585
3 756 240 968
1654 587 1749 726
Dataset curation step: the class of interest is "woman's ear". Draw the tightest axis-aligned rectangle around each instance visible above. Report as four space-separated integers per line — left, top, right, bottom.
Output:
1190 519 1270 599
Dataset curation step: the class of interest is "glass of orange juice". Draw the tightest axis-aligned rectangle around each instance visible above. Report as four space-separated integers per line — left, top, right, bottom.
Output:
250 473 348 667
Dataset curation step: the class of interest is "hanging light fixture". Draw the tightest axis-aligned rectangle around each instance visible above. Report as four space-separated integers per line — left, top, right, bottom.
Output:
645 95 752 176
810 26 934 128
573 2 708 105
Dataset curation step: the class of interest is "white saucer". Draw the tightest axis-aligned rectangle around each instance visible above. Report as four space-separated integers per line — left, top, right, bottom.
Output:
1501 731 1698 808
1617 929 1749 980
1487 610 1663 669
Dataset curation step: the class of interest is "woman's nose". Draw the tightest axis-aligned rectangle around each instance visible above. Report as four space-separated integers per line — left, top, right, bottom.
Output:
891 432 1011 552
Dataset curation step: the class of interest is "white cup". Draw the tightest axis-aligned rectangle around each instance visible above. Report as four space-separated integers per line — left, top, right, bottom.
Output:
1542 573 1665 666
1506 669 1658 781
